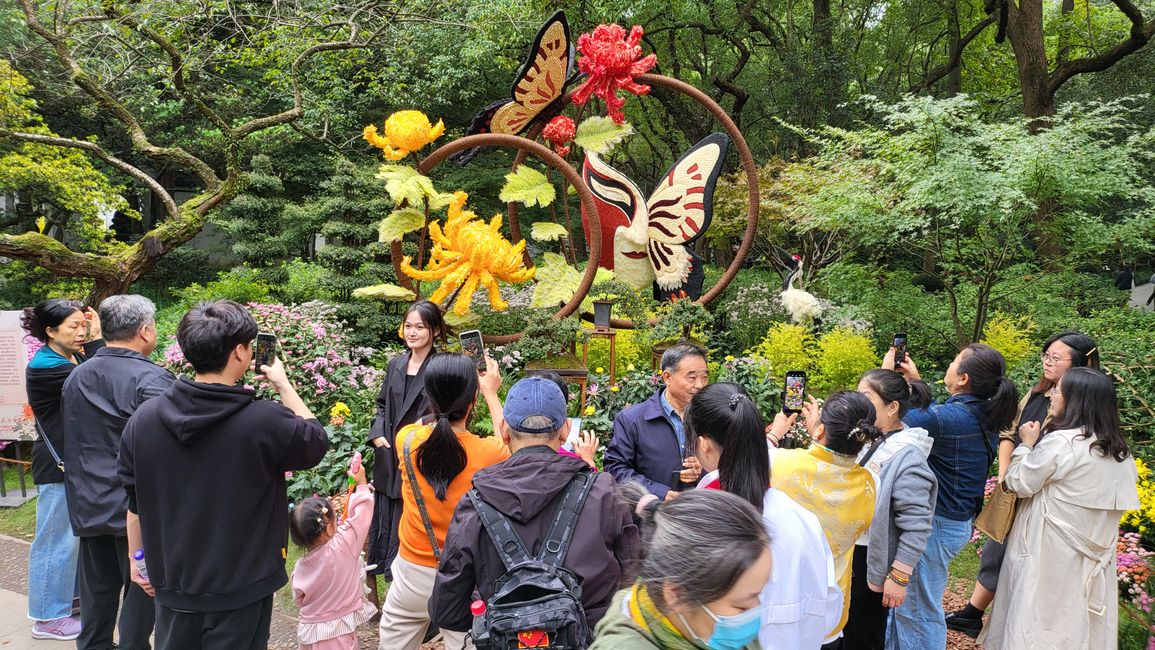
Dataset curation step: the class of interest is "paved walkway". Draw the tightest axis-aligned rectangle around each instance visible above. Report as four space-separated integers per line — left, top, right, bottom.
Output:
1131 282 1154 310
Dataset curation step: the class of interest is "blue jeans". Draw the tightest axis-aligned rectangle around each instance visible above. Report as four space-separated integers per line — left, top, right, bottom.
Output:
27 483 78 621
887 515 971 649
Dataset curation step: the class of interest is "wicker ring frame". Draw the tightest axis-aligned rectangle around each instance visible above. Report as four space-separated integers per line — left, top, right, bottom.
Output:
391 73 759 339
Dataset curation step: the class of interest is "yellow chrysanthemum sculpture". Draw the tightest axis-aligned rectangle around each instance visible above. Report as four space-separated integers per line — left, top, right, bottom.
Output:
363 110 445 161
402 192 536 316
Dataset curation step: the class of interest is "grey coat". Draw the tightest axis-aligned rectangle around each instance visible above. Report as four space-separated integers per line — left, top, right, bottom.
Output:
865 444 939 588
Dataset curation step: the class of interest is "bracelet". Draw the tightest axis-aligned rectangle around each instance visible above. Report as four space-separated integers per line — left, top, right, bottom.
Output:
887 570 910 587
768 434 780 447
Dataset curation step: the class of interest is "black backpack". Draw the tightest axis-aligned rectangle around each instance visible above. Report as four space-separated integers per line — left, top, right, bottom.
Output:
467 468 596 650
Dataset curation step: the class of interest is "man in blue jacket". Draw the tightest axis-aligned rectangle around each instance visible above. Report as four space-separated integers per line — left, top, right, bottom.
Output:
604 343 707 500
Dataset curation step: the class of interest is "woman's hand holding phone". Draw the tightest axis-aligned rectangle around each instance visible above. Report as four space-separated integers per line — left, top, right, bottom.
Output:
801 395 822 437
767 412 797 446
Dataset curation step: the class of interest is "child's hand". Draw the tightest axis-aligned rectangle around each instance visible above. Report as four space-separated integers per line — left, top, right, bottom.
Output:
349 451 366 486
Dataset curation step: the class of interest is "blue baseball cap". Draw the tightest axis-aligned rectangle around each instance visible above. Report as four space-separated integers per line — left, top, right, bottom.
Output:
503 377 568 434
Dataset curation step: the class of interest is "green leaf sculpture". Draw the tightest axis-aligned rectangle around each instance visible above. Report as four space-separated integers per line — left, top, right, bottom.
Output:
377 207 426 243
499 165 555 208
574 116 634 155
530 221 568 241
531 252 614 310
375 164 454 209
351 283 417 300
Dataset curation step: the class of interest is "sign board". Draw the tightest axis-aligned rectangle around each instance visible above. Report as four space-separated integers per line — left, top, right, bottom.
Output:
0 311 33 440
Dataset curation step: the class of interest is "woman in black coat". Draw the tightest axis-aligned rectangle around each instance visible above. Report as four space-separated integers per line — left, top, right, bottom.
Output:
22 299 102 640
366 300 448 581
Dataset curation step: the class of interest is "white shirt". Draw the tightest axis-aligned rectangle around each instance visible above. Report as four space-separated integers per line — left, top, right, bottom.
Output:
760 487 844 650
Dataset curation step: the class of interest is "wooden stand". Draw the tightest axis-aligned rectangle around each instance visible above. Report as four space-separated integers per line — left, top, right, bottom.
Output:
581 328 617 385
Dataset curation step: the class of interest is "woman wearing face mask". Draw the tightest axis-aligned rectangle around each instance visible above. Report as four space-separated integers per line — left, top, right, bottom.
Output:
979 368 1138 649
366 300 447 585
885 344 1018 648
766 390 882 649
845 370 938 649
687 383 842 650
945 331 1100 638
22 299 102 641
592 487 772 650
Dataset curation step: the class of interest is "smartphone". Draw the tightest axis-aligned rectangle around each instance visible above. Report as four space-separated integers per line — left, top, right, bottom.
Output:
893 332 908 367
254 332 277 371
459 330 486 372
562 417 583 451
783 370 806 414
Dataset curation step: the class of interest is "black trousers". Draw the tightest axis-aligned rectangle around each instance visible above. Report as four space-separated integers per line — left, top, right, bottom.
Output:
842 545 887 650
77 535 155 650
366 492 403 580
154 595 273 650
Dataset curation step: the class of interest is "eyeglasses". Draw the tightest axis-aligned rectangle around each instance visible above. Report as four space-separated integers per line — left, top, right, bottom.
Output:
1040 352 1070 365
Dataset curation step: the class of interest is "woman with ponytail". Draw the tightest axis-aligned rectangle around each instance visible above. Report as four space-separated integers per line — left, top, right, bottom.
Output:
766 390 883 649
22 299 101 641
845 370 938 649
885 343 1018 649
687 384 842 650
945 331 1100 638
377 353 508 650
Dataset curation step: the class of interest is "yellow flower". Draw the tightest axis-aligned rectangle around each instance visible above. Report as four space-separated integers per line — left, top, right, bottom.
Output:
401 191 535 316
364 110 445 161
329 402 352 420
725 355 735 362
610 385 620 392
595 367 604 374
585 406 596 415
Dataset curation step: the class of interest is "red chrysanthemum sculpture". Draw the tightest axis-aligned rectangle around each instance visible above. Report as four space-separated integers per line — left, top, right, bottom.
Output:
571 24 658 124
542 115 576 156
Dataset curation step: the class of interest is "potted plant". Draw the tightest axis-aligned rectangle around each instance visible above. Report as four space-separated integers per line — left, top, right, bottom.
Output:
587 279 654 331
514 309 589 373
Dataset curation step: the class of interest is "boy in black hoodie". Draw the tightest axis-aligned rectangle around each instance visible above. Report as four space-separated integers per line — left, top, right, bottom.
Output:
118 300 328 650
429 376 639 635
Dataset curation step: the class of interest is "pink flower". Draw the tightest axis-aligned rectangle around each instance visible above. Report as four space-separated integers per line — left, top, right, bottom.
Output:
571 24 657 124
542 115 576 156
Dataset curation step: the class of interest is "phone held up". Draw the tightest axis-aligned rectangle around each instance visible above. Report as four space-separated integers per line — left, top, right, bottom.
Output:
783 370 806 415
892 332 908 367
458 329 486 372
253 332 277 372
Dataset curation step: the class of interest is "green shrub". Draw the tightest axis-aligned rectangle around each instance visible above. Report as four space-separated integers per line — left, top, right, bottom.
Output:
173 266 271 305
716 356 780 422
812 327 879 393
980 313 1037 370
275 259 333 304
751 323 816 378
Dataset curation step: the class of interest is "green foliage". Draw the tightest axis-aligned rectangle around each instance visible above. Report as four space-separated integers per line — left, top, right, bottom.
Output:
172 266 272 305
751 323 816 378
582 367 662 437
211 155 295 267
647 299 713 346
716 356 780 422
499 165 555 208
812 328 880 393
980 313 1037 369
589 278 654 328
510 309 586 364
574 117 633 155
287 423 373 502
275 259 334 305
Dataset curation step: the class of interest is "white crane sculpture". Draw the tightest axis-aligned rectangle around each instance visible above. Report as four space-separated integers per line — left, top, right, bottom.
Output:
780 254 824 324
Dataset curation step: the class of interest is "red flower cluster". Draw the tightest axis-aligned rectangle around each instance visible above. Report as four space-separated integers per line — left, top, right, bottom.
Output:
572 24 657 124
542 115 576 156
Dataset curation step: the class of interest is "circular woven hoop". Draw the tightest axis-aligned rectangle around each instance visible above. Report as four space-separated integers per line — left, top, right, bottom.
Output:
506 73 760 329
390 134 602 345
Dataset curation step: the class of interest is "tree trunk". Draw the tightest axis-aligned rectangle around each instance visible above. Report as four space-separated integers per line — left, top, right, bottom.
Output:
946 0 963 95
1005 1 1057 122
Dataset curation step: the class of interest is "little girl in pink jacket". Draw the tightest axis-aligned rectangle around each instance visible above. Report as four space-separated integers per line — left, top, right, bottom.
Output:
289 460 377 649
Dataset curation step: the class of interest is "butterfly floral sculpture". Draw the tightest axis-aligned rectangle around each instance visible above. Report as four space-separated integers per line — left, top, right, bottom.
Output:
400 192 536 316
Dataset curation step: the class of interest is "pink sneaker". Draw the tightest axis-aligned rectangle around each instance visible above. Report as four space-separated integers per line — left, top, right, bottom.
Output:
31 616 81 640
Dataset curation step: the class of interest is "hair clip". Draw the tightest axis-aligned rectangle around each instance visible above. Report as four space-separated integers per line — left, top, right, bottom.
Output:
729 393 745 410
320 506 329 515
851 426 869 442
315 516 323 524
1086 346 1098 357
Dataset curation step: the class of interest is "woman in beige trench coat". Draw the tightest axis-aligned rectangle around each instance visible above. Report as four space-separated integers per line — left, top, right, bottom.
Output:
980 368 1139 650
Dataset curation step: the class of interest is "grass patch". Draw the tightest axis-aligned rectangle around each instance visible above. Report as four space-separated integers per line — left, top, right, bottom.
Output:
948 539 982 585
276 543 305 617
0 496 38 540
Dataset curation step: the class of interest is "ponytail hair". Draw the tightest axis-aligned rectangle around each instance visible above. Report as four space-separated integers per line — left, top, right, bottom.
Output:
289 496 335 548
1032 331 1100 396
819 390 884 456
684 383 770 512
416 353 478 500
616 482 769 611
859 369 932 418
957 344 1019 434
1046 367 1129 462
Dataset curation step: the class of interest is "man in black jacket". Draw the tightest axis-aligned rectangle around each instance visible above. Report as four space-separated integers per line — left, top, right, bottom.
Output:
118 300 328 650
61 294 174 650
430 377 639 635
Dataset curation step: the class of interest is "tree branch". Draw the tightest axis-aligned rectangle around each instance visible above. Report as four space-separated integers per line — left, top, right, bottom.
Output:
0 128 180 221
18 0 222 192
0 232 120 280
909 13 998 93
1048 0 1155 93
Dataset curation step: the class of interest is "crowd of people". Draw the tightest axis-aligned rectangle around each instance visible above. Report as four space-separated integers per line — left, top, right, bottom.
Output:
20 295 1141 650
